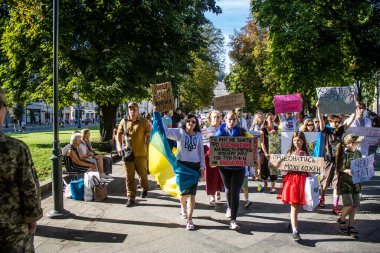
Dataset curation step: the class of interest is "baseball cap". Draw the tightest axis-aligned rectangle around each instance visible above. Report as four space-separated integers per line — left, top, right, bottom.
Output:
343 134 364 145
128 102 138 108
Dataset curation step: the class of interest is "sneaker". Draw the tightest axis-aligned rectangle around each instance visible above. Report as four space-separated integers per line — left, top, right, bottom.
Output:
125 199 135 207
292 232 301 241
337 218 348 235
225 208 231 218
215 192 221 201
209 197 216 207
332 208 342 216
229 220 240 230
100 173 113 180
270 188 276 194
245 200 253 208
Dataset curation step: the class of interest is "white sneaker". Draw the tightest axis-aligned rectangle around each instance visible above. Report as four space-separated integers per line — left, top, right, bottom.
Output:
209 196 216 207
225 208 231 218
229 220 240 230
100 173 113 180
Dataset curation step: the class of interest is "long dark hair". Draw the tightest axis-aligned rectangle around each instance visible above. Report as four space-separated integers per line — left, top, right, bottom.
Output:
287 131 309 155
181 114 201 133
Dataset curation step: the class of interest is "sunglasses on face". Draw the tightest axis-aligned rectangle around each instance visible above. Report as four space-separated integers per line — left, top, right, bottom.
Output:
307 124 314 126
314 121 319 123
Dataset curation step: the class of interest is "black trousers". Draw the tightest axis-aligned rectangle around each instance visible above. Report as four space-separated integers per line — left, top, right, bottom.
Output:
219 167 245 221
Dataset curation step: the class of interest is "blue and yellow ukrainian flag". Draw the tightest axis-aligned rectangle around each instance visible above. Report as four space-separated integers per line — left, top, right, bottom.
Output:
149 112 199 198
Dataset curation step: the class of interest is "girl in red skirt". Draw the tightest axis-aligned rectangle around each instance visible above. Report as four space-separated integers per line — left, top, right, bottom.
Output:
281 131 309 241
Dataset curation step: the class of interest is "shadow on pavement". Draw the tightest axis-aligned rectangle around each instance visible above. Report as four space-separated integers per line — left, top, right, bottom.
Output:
35 225 127 243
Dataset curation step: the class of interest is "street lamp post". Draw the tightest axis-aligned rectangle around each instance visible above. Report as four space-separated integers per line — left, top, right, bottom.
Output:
73 92 81 128
48 0 69 218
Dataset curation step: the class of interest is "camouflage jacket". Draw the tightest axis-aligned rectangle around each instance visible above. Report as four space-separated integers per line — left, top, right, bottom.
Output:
0 131 43 247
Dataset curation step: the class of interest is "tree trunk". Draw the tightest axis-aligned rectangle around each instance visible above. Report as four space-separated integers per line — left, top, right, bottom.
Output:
99 104 118 142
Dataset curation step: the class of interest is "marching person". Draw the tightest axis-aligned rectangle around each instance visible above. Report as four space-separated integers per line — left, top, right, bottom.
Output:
314 100 356 214
117 102 151 207
203 110 224 207
215 110 248 230
162 112 205 230
0 90 43 252
336 134 364 239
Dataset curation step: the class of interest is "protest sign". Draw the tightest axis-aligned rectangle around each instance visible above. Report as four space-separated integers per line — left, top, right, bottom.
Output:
316 86 356 114
202 127 216 146
214 93 245 111
268 133 281 154
270 155 326 173
351 154 375 184
209 136 258 166
151 82 175 112
281 132 319 155
345 127 380 156
274 93 302 114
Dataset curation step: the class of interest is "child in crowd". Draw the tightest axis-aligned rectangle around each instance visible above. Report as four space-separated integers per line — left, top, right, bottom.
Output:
280 131 309 241
336 134 364 239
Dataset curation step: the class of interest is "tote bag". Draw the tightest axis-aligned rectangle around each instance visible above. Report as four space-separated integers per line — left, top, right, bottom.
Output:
303 174 319 211
70 176 84 201
92 176 108 201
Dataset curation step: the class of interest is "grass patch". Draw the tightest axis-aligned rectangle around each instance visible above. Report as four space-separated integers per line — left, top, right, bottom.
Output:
7 126 110 181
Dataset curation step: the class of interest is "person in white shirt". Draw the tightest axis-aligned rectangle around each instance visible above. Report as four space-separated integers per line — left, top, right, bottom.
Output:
344 101 372 127
280 112 298 132
235 108 248 130
164 114 205 231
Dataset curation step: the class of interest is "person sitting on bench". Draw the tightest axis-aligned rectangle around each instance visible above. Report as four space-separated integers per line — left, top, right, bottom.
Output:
62 133 97 173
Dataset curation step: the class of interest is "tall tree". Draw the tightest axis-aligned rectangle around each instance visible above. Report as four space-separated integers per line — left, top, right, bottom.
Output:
0 0 221 140
251 0 380 103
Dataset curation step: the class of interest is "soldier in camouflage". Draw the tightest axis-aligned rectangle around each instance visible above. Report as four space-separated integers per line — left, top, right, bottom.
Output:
0 90 43 252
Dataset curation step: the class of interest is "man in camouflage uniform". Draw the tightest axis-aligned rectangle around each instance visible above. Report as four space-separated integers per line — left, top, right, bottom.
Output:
0 90 43 252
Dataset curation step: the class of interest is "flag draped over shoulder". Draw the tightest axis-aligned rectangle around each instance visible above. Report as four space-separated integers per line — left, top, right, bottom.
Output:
313 125 335 157
149 112 200 197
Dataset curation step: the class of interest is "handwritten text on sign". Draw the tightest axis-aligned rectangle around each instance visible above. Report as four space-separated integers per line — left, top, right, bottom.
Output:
316 86 356 114
270 155 326 173
351 154 375 184
214 93 245 111
273 93 302 114
209 136 257 166
151 82 175 112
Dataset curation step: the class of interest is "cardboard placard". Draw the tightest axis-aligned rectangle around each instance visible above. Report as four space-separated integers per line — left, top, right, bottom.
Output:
213 93 245 111
351 154 375 184
151 82 175 112
316 86 356 114
345 127 380 156
270 155 326 173
209 136 258 166
202 127 217 146
274 93 302 114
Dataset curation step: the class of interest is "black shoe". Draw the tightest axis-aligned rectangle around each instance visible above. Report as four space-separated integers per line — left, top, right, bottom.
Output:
140 190 148 198
125 199 135 207
292 232 301 241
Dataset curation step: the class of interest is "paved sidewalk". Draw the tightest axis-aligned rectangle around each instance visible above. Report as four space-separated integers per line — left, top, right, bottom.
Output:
35 161 380 253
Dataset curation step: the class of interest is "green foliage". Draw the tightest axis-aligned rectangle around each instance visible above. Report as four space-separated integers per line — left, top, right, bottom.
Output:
251 0 380 104
0 0 222 140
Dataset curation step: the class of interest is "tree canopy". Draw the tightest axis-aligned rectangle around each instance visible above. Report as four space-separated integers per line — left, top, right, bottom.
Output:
0 0 222 140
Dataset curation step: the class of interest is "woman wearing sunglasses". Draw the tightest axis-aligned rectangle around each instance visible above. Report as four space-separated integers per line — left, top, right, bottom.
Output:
164 113 205 230
299 118 314 132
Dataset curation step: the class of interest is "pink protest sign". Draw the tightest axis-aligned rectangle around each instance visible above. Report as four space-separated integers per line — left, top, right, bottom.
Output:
274 93 302 114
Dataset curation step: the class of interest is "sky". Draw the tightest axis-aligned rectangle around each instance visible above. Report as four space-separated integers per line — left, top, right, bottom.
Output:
205 0 251 73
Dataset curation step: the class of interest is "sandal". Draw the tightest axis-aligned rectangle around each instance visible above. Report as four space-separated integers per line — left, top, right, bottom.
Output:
180 209 187 219
337 218 348 235
347 226 359 239
186 220 195 230
319 197 325 207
